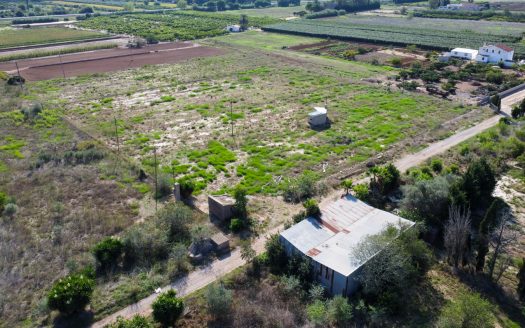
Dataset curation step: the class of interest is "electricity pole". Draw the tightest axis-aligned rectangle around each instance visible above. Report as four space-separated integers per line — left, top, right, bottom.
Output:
14 61 23 90
114 117 120 154
153 146 158 213
230 101 234 138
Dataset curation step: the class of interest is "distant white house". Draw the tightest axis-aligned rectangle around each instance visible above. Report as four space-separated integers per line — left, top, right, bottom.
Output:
308 106 328 127
280 195 415 296
450 48 479 60
476 43 514 67
440 43 515 67
225 24 241 32
438 3 482 11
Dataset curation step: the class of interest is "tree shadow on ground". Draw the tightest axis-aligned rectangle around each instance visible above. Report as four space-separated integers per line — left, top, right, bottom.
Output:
52 311 93 328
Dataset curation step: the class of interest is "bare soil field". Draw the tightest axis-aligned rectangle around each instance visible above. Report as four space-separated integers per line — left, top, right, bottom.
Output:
0 42 224 81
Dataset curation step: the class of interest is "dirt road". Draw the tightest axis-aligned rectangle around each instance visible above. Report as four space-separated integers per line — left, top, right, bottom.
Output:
92 226 280 328
501 88 525 114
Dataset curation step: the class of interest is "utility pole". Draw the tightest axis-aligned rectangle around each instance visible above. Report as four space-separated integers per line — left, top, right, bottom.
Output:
114 117 120 154
230 101 234 138
58 52 66 79
14 61 23 91
153 146 158 213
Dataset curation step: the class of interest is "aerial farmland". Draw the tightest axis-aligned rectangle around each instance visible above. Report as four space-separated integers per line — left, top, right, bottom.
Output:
2 1 525 327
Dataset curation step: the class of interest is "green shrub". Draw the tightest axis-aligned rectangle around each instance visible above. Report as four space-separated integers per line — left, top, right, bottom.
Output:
0 192 7 213
92 237 124 272
206 283 232 319
152 290 184 327
353 183 369 201
303 198 321 218
108 315 153 328
437 292 495 328
233 186 248 220
155 174 172 199
390 57 402 67
122 222 169 267
326 295 353 326
229 218 243 232
307 300 327 325
48 273 95 315
265 234 288 274
3 203 17 217
179 179 195 198
430 158 443 173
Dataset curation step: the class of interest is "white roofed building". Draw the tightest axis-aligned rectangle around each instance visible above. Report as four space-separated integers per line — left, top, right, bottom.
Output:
450 48 478 60
476 43 514 67
280 195 415 296
308 106 328 127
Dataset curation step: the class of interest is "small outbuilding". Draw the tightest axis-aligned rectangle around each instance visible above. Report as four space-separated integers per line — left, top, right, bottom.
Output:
226 24 241 32
450 48 478 60
210 232 230 254
208 195 235 221
308 106 328 127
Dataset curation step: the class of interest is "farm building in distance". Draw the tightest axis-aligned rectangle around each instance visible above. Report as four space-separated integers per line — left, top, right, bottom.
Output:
308 106 328 127
280 195 415 296
449 48 478 60
476 43 515 67
226 24 241 32
440 43 514 67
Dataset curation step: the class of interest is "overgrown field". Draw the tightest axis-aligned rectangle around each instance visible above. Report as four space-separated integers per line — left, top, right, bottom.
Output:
263 18 525 58
0 27 107 49
37 35 490 196
0 82 148 326
77 11 278 41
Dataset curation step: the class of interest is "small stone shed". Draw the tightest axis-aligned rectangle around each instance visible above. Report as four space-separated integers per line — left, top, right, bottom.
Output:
308 106 328 127
210 232 230 254
208 195 235 221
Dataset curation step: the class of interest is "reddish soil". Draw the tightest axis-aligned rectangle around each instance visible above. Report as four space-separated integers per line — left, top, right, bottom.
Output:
0 42 224 81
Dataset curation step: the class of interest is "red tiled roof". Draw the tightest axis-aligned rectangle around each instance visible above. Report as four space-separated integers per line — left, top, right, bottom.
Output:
496 44 513 52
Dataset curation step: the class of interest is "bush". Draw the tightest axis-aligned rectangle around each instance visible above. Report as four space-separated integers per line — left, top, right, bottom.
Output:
0 192 6 213
3 203 17 217
265 234 288 274
206 283 232 319
155 174 172 199
157 202 192 242
390 57 402 67
401 176 451 226
486 71 504 85
303 198 321 218
437 292 495 328
48 273 95 315
92 237 124 272
122 222 169 267
430 158 443 173
307 300 327 325
282 170 320 202
326 295 353 327
305 9 340 19
178 179 195 199
353 183 369 201
108 315 153 328
229 218 243 232
152 290 184 327
233 186 248 220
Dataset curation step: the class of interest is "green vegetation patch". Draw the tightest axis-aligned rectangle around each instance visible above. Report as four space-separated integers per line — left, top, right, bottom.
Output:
0 27 106 49
78 11 279 41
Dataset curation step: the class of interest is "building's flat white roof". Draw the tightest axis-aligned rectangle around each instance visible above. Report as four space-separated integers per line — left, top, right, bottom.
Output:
309 106 327 117
281 195 415 277
451 48 478 55
281 217 334 254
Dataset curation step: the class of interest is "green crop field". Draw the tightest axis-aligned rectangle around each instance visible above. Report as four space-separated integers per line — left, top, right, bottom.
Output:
263 18 525 57
77 11 279 41
0 27 107 49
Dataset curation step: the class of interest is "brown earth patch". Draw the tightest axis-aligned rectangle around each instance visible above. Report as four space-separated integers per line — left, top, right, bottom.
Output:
0 42 225 81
